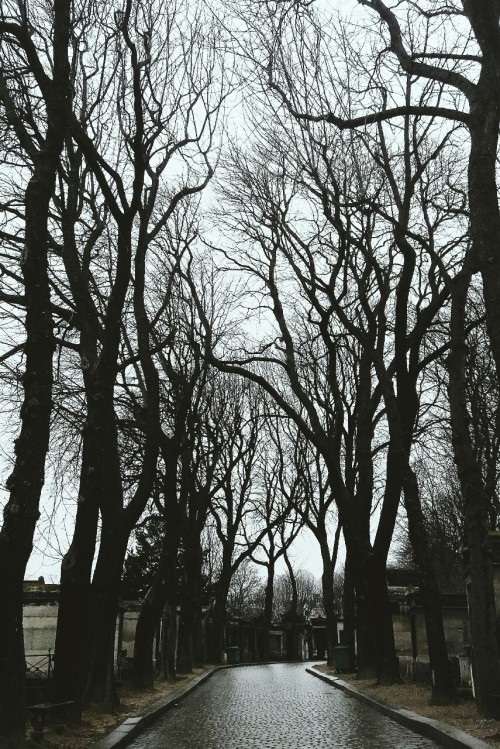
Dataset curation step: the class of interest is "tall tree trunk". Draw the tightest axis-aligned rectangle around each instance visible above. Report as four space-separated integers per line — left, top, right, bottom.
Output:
177 540 203 672
53 417 102 711
404 468 458 705
283 547 299 661
366 556 400 685
350 351 377 677
83 516 129 710
133 584 165 689
134 446 180 688
448 260 500 718
209 567 232 663
132 533 169 689
65 378 123 711
161 599 178 681
209 599 226 664
159 449 181 682
53 138 105 712
340 511 379 679
0 6 70 742
261 557 275 662
343 550 356 672
338 512 377 679
366 432 408 685
191 545 205 665
354 570 377 680
328 455 379 678
0 173 56 748
319 537 338 666
82 341 158 707
55 385 122 711
176 572 194 673
467 78 500 384
358 442 402 683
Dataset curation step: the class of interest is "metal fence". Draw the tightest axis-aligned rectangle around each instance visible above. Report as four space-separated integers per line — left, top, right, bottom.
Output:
25 650 54 680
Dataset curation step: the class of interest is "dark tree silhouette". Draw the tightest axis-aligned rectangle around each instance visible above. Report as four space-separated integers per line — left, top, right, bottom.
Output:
0 3 71 743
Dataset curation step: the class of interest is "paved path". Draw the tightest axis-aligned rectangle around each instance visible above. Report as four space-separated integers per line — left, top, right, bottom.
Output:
127 663 443 749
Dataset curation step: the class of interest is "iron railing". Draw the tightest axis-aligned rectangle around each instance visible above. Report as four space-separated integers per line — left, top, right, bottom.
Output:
25 650 54 680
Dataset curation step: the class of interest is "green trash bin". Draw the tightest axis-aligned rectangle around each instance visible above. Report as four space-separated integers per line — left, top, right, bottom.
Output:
333 645 350 672
226 646 240 665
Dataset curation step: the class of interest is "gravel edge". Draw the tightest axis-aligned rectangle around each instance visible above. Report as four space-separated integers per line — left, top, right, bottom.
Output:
88 667 220 749
306 667 493 749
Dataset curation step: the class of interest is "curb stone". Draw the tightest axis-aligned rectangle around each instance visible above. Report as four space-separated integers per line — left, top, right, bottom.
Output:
306 666 493 749
88 661 274 749
88 667 219 749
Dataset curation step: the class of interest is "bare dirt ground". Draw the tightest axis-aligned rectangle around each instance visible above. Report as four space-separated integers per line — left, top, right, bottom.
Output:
25 668 208 749
315 664 500 747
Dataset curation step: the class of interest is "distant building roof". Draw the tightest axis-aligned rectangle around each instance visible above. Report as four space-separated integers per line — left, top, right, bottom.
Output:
386 568 419 588
308 605 326 621
23 578 60 604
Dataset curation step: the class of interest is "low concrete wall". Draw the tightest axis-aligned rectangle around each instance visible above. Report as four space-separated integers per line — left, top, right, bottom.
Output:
24 602 58 674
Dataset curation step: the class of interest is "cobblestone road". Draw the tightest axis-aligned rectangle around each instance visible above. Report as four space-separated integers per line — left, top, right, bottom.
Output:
127 663 442 749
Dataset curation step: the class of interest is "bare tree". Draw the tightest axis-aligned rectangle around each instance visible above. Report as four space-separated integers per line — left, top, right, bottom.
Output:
273 569 321 622
250 426 304 661
188 97 461 693
45 0 223 711
0 2 71 744
131 275 205 687
226 559 263 618
257 0 500 712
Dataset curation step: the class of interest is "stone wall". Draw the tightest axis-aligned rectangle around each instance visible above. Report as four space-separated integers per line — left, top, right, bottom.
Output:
121 606 141 658
388 573 470 686
24 602 58 656
23 585 132 676
24 601 58 677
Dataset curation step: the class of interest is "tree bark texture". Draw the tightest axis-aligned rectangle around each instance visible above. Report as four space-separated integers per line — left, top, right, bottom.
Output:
261 558 275 662
209 562 232 663
343 551 356 672
319 538 338 666
53 418 102 709
133 584 165 689
161 599 178 682
83 519 129 710
132 525 170 689
404 468 458 705
0 169 56 746
177 536 204 672
366 557 400 685
465 12 500 387
340 506 378 679
134 446 180 688
0 4 71 743
281 546 300 661
448 263 500 718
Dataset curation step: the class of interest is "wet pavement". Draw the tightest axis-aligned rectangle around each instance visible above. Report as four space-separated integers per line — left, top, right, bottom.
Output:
126 663 443 749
